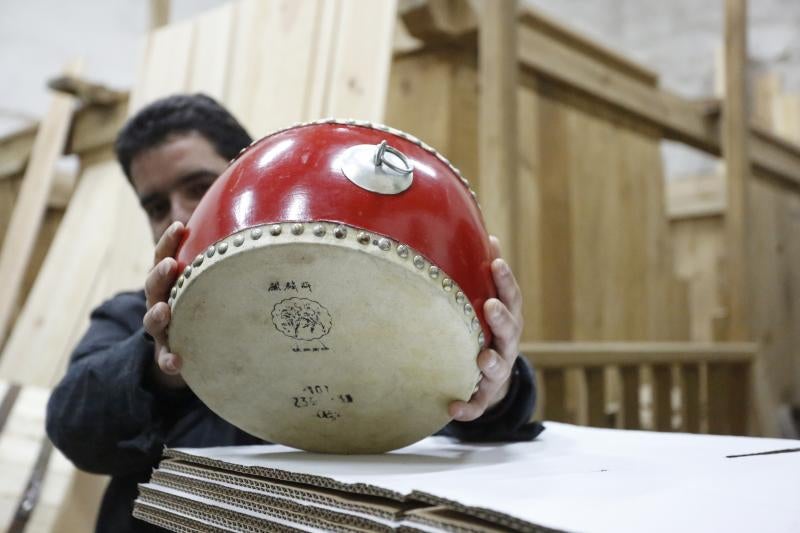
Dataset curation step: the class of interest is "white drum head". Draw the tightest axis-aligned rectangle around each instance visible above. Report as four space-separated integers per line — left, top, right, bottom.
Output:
169 222 482 454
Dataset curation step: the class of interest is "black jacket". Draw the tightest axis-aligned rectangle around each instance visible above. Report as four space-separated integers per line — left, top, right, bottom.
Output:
46 290 541 532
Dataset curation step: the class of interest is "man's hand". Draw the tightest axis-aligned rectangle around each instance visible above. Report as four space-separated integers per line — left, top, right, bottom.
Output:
449 236 523 421
143 221 187 389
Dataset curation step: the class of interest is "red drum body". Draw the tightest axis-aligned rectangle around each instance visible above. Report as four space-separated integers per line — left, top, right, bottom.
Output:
169 120 495 453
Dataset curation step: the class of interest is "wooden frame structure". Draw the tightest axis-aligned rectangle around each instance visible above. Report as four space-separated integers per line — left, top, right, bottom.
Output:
0 1 797 441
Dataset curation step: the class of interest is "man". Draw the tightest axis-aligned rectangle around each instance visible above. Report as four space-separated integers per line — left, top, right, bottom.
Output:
46 94 540 533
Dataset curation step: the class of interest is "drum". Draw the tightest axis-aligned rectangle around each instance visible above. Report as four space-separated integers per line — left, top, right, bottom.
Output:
168 119 496 454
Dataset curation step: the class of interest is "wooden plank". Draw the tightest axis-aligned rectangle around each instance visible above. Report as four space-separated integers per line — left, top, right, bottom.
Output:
515 78 542 340
304 0 341 120
535 80 573 340
722 0 751 341
244 1 326 134
187 2 236 101
477 0 518 268
0 126 36 179
584 367 606 427
707 363 732 434
149 0 170 30
0 161 144 387
129 19 194 115
323 0 398 121
513 15 800 189
729 362 750 435
0 383 106 532
652 364 672 431
541 368 567 422
666 174 726 220
680 364 701 433
620 365 641 429
521 342 758 367
0 60 81 347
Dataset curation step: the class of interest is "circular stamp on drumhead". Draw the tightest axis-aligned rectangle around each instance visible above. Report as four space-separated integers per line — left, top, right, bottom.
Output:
271 297 333 341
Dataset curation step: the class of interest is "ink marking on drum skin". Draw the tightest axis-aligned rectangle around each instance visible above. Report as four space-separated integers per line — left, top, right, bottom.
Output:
271 297 332 341
291 384 354 423
267 280 313 293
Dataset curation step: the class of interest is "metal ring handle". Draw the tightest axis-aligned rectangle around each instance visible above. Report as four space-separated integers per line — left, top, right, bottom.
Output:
373 140 413 175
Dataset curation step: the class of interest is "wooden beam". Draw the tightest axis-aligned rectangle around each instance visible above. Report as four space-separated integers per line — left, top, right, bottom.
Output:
521 342 758 367
722 0 751 340
149 0 170 30
514 13 800 190
0 126 36 178
478 0 519 268
0 60 81 347
3 1 800 191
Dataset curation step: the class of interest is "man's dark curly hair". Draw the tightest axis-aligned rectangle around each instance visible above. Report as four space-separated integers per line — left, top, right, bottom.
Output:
115 93 253 181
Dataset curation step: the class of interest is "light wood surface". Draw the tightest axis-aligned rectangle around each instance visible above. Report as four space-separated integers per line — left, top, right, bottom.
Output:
0 61 81 348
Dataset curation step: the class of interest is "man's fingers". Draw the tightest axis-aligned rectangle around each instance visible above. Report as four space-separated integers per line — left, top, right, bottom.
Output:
154 221 185 265
488 235 502 260
484 298 520 358
449 349 511 421
156 345 183 375
477 348 513 382
153 345 186 388
449 380 497 421
145 258 177 308
491 257 522 320
144 301 171 344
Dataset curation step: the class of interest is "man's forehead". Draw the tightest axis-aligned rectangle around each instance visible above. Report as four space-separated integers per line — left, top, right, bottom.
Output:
130 132 225 195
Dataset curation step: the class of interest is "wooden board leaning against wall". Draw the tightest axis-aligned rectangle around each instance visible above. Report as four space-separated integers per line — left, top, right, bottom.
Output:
387 6 692 427
669 73 800 408
387 11 690 345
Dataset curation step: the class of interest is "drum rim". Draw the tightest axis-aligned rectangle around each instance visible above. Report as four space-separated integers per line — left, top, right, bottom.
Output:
168 220 486 351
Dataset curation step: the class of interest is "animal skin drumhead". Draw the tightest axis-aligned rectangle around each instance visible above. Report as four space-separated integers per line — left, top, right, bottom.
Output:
168 222 481 454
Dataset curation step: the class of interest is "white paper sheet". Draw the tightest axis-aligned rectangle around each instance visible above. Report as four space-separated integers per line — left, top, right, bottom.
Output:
173 423 800 533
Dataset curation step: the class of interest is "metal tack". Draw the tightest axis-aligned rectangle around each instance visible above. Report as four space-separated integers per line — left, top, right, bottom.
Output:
251 228 263 240
357 231 370 245
397 244 409 258
193 254 204 267
471 316 479 331
429 266 440 279
206 245 216 258
313 224 326 237
233 234 245 247
183 266 192 278
217 242 228 254
455 292 466 305
413 256 425 269
270 224 282 236
378 238 391 251
177 276 184 288
464 303 474 316
478 332 485 346
170 287 177 299
442 278 453 291
334 225 347 239
291 223 304 235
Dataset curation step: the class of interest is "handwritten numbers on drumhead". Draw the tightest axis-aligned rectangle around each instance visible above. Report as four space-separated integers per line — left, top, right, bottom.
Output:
291 384 355 423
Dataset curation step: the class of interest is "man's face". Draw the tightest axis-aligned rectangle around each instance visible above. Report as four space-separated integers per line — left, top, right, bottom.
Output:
130 131 230 241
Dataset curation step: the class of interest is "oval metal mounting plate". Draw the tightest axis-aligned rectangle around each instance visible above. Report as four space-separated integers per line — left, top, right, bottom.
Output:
340 144 414 195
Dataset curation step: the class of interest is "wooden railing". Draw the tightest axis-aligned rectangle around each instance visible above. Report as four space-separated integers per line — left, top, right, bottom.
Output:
522 342 761 436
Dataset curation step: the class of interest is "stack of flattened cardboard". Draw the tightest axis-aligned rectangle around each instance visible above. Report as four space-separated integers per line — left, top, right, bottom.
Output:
133 446 558 532
135 423 800 533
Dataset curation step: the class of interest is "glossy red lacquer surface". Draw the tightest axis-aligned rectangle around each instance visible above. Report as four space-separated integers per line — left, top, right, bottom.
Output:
176 123 496 342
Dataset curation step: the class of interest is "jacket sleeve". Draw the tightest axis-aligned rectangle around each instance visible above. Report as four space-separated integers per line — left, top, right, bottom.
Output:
439 356 544 442
46 291 196 476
